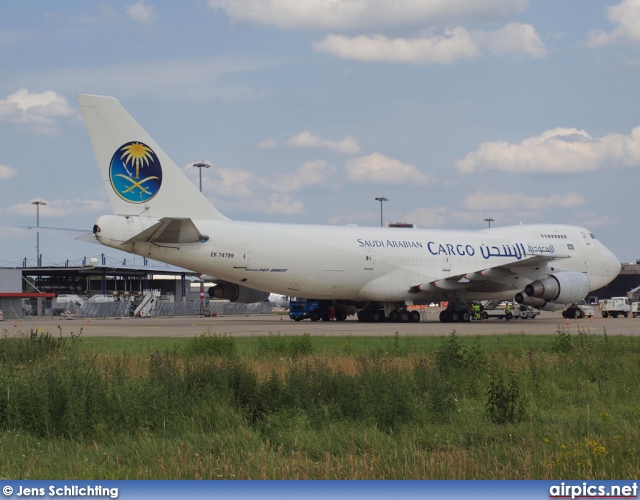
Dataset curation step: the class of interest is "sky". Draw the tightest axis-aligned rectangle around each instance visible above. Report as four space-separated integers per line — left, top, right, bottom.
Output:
1 0 639 268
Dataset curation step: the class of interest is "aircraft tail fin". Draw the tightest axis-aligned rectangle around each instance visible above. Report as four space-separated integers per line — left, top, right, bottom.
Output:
77 94 227 220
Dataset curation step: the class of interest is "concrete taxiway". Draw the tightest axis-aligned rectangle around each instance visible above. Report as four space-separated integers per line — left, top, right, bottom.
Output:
3 310 639 337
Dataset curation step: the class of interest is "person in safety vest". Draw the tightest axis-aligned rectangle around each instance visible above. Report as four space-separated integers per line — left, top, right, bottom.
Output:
473 303 481 320
504 302 512 321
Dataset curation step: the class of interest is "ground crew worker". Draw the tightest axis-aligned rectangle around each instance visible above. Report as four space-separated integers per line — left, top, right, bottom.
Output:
504 302 512 321
474 303 481 320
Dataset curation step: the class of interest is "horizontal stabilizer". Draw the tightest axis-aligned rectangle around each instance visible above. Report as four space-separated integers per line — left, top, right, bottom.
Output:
124 218 209 244
13 225 100 245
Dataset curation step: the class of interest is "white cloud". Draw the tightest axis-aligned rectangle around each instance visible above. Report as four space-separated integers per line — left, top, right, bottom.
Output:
209 168 255 199
328 212 377 225
473 22 546 59
313 23 545 64
402 207 447 228
457 126 640 174
0 89 76 134
264 160 337 192
463 190 586 211
125 0 156 23
208 0 527 31
7 198 109 217
286 131 361 154
345 153 430 184
313 29 479 65
578 214 617 228
184 162 255 199
268 193 304 215
257 138 278 150
587 0 640 47
0 164 17 180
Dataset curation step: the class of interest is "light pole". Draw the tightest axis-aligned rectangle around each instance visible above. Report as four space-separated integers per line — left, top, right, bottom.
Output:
192 162 211 317
484 218 495 228
375 196 388 227
192 162 212 193
32 200 47 267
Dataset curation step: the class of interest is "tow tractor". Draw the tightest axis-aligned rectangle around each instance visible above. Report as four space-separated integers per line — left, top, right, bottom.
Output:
288 298 348 321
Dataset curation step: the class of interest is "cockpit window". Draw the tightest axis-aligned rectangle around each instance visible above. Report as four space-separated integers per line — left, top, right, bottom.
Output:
590 233 596 240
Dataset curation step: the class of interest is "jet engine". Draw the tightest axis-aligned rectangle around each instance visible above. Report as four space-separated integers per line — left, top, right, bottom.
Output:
515 271 590 311
208 283 270 303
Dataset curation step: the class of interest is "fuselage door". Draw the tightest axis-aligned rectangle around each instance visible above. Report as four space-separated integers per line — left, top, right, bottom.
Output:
364 251 374 271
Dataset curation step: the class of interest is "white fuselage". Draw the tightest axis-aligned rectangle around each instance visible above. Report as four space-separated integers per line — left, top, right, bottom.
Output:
95 215 621 303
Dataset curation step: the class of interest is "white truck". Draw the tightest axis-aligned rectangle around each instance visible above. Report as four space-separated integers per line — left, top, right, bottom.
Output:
482 303 538 320
599 297 631 318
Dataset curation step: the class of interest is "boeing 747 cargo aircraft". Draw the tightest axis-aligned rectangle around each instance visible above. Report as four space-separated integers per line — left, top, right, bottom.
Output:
77 95 620 323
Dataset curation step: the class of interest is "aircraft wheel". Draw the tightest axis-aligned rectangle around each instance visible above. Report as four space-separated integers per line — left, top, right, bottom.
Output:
624 312 629 318
336 309 347 321
439 310 449 323
461 311 470 322
451 311 460 322
410 310 421 323
311 311 319 321
372 310 384 322
400 310 411 323
482 312 489 320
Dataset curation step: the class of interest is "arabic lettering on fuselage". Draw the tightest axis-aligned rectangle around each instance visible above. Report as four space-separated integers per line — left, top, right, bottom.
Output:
479 243 527 260
356 239 528 260
527 244 555 254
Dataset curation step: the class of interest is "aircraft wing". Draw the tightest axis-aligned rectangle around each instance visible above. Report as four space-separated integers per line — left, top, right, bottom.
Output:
410 252 572 293
124 218 209 245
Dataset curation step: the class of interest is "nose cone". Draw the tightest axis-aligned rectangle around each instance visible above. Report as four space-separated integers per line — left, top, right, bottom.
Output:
597 241 621 288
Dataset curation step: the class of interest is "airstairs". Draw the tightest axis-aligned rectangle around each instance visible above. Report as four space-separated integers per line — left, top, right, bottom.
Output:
134 289 160 317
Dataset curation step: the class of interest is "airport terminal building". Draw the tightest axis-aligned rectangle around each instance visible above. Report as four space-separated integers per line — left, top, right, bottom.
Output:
0 261 272 320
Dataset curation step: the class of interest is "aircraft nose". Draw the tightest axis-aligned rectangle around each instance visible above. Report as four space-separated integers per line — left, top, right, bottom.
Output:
603 245 621 279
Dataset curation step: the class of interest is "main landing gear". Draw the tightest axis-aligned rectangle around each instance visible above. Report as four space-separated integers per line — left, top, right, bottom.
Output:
357 304 421 323
438 304 471 323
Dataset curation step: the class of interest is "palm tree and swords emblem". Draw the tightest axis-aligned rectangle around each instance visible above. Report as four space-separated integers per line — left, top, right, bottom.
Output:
109 141 162 203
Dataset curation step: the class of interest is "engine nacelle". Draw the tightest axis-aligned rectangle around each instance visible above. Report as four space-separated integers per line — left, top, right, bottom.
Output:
521 271 590 305
514 294 566 311
208 283 270 303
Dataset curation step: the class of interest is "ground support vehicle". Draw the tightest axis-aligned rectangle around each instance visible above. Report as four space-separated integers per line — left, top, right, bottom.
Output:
632 302 640 318
562 300 595 319
599 297 631 318
482 303 538 320
288 299 347 321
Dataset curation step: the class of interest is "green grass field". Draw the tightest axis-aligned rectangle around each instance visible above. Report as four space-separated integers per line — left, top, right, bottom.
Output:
1 327 639 479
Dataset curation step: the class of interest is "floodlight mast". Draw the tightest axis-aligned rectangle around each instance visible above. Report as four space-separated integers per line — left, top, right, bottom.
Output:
32 200 47 267
375 196 389 227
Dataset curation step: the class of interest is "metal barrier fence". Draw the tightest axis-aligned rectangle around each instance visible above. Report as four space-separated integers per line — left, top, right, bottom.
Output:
152 301 201 317
21 300 277 319
74 301 275 318
77 302 131 318
210 302 274 316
